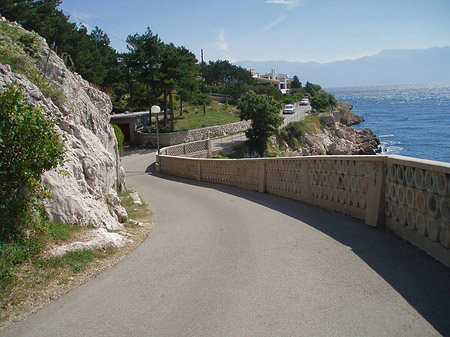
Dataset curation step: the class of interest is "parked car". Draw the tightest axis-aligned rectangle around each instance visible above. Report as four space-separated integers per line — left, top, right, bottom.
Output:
300 98 309 105
283 104 295 114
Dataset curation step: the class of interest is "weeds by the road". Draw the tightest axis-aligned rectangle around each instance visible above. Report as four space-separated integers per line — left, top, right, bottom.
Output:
0 190 153 328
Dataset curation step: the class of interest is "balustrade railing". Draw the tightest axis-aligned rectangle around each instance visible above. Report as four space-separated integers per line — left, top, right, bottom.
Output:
158 141 450 267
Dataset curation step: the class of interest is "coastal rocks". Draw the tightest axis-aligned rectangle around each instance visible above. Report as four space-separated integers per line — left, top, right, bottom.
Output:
337 101 364 125
0 22 127 230
278 120 381 157
319 115 336 128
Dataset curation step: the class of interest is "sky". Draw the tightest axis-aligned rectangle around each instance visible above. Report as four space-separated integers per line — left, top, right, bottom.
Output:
58 0 450 64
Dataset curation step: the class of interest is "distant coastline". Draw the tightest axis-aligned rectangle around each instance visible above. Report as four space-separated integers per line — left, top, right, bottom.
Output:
236 46 450 88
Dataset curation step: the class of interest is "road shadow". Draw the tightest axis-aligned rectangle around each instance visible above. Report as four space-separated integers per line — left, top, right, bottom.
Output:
146 169 450 336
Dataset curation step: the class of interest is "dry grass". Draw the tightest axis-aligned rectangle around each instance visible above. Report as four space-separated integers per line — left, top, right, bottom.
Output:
0 190 154 329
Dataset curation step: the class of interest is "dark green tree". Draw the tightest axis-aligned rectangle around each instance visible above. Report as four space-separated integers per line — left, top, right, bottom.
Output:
305 81 322 96
310 95 328 111
125 28 163 113
238 91 283 156
311 92 337 111
175 55 201 116
252 82 283 101
291 75 302 89
0 1 120 87
0 0 63 39
159 43 198 130
90 26 120 90
204 60 253 86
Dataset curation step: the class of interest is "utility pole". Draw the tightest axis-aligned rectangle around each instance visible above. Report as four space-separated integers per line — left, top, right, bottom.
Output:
201 49 206 115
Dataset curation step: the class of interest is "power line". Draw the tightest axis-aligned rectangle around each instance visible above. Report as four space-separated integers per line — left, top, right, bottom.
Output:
61 9 127 44
60 0 130 34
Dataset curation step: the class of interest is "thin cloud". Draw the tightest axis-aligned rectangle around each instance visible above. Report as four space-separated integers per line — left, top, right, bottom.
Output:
260 15 286 34
211 31 237 62
216 31 229 52
265 0 300 9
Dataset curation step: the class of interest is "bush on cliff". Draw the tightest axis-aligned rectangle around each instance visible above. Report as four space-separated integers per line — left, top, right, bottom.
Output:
279 114 323 149
112 124 124 153
0 84 65 241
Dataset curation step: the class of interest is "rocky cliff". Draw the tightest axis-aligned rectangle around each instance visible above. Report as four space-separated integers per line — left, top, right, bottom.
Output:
273 114 381 156
0 21 127 230
336 101 364 125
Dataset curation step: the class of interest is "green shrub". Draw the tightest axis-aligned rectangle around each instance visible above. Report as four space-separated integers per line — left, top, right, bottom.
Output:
0 84 65 242
112 124 124 153
340 113 350 126
0 242 26 290
279 114 322 148
238 91 283 156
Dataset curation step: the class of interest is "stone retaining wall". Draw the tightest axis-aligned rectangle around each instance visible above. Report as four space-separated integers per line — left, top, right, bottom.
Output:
135 120 251 146
158 141 450 267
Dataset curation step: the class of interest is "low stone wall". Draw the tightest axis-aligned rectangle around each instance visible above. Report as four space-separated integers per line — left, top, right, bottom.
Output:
135 120 251 146
158 143 450 267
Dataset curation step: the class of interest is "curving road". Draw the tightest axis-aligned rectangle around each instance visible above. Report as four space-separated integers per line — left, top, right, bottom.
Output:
2 150 450 336
281 103 311 127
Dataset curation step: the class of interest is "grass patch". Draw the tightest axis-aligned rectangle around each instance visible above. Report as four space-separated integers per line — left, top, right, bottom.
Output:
36 250 95 273
0 220 88 311
159 101 240 132
0 21 65 108
118 190 151 222
1 189 153 327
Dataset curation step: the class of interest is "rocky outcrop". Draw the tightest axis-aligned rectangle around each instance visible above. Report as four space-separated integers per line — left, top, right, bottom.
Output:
51 228 133 257
274 115 381 156
337 101 364 125
0 22 127 230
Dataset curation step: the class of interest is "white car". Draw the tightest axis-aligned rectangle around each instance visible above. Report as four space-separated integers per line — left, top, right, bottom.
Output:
300 98 309 105
283 104 295 114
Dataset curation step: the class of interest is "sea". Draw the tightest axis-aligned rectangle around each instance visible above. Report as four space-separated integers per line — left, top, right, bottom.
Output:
327 83 450 164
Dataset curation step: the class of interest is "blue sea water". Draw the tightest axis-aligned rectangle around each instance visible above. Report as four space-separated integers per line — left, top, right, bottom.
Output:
328 83 450 163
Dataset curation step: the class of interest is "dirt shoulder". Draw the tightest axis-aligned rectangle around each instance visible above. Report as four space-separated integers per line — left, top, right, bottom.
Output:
0 192 154 329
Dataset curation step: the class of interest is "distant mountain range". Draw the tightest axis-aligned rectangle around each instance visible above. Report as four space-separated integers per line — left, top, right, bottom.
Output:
235 46 450 88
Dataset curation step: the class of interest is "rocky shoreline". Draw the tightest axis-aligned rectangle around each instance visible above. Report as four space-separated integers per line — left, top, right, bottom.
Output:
336 100 365 125
272 102 381 156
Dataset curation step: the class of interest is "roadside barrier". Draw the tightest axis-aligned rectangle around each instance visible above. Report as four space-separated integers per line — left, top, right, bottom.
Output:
158 141 450 267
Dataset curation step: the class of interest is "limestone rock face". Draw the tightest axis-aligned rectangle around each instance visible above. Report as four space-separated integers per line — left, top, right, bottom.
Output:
50 228 133 257
0 25 127 230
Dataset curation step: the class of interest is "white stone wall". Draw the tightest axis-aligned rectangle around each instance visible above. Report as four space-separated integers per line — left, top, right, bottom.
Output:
136 120 251 146
159 142 450 267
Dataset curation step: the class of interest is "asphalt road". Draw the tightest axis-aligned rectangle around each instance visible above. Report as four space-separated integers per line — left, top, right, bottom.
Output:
3 150 450 337
281 103 311 127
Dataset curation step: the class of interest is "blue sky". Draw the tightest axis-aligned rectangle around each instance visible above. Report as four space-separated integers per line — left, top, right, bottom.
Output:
58 0 450 63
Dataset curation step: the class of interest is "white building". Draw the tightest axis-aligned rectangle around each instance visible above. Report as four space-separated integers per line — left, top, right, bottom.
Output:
251 69 290 94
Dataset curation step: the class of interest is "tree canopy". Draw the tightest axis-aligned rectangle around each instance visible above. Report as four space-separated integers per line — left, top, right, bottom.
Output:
238 90 283 156
0 0 338 128
291 75 302 89
0 0 120 88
